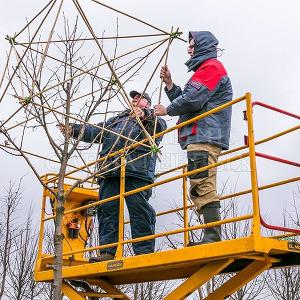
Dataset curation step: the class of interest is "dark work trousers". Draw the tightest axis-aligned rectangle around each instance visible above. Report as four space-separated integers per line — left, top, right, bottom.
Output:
97 176 156 256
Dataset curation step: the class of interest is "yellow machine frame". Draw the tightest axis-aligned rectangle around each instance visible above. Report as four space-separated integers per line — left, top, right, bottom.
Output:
34 93 300 299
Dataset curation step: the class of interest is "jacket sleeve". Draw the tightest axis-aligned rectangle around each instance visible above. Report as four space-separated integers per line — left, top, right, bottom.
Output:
166 64 222 116
151 115 167 145
164 84 183 102
71 122 103 143
157 116 167 133
142 108 167 134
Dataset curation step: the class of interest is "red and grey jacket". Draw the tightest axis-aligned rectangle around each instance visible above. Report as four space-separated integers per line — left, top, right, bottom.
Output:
165 31 232 150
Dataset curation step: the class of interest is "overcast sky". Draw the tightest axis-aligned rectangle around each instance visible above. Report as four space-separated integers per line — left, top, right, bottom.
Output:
0 0 299 252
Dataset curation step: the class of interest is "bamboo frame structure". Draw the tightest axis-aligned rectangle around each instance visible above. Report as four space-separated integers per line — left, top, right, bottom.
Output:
6 37 169 132
0 0 185 186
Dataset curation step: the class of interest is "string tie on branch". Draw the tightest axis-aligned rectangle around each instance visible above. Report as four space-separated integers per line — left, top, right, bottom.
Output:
110 78 118 86
170 31 182 39
150 145 160 154
20 96 33 106
5 35 17 45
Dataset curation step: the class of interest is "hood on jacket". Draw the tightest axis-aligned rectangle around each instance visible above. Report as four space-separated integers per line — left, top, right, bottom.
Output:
185 31 219 72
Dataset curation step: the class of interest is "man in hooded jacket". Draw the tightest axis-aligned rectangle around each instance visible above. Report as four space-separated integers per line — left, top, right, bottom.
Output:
154 31 232 245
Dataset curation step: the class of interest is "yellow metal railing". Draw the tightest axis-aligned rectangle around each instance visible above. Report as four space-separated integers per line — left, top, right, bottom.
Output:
36 92 300 263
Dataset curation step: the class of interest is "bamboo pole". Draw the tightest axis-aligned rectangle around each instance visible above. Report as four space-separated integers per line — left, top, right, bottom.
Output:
11 37 169 106
14 0 55 38
139 35 172 103
14 95 152 149
7 87 109 131
72 0 157 150
8 45 72 156
17 43 110 84
6 37 169 132
34 0 65 87
0 106 24 128
115 40 171 156
152 27 176 139
127 29 175 153
91 0 171 37
6 12 64 144
17 33 169 45
11 42 26 99
0 45 13 90
90 82 115 186
0 143 82 170
0 0 58 104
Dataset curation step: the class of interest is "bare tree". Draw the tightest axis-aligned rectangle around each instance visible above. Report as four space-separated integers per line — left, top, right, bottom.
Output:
265 267 300 300
129 281 172 300
0 181 22 299
0 180 54 300
38 228 56 300
6 208 43 300
264 186 300 300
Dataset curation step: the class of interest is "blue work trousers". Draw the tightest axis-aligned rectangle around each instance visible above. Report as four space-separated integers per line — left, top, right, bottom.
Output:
98 177 156 256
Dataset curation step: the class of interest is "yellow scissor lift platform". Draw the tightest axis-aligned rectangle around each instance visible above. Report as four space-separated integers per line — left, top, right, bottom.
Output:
34 94 300 299
36 238 300 299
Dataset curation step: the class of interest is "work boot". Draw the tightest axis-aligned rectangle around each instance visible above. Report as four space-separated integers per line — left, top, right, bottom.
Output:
89 252 114 263
188 201 221 246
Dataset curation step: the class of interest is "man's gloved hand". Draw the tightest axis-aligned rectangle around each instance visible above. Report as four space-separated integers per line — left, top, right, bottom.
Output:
130 106 145 119
154 104 167 116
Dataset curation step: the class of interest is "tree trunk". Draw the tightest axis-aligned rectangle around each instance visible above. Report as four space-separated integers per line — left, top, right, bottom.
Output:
52 83 72 299
0 204 13 299
52 192 65 300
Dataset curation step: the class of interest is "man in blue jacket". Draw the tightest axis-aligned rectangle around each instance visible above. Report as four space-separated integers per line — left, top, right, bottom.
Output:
65 91 167 261
154 31 232 245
